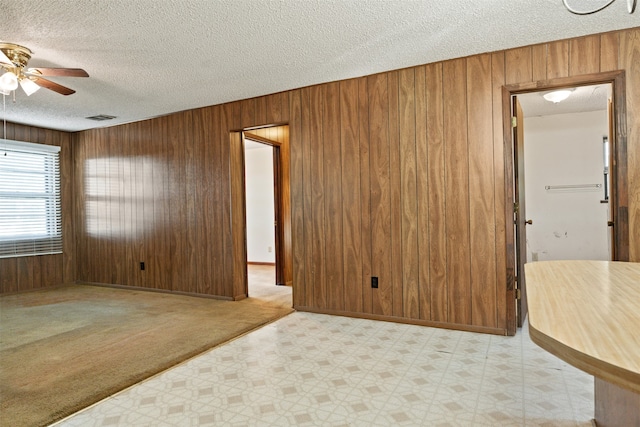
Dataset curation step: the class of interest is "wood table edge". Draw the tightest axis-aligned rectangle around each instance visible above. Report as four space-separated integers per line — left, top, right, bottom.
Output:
528 320 640 394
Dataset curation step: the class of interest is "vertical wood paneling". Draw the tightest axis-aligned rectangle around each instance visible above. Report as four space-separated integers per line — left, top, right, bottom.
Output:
256 96 268 125
301 87 314 307
426 62 447 322
266 94 282 124
0 253 18 293
290 90 305 307
570 35 600 76
167 112 187 291
119 125 131 287
443 58 471 325
229 102 243 296
152 116 170 290
220 103 236 297
17 257 32 290
241 98 256 128
106 127 119 285
388 71 403 317
88 128 101 283
491 52 508 330
86 131 99 282
547 40 570 79
600 32 619 72
74 132 86 283
209 106 224 296
137 120 149 287
505 47 532 84
266 92 289 124
185 113 198 292
280 127 293 287
532 44 547 81
368 73 392 316
619 28 640 261
339 79 363 313
398 67 420 319
415 65 431 321
61 132 75 284
193 108 210 294
229 130 247 298
192 108 208 293
467 54 497 328
112 127 123 285
310 85 327 309
96 129 110 284
358 77 373 314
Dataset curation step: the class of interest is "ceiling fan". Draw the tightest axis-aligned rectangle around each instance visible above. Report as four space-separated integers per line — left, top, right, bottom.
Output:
0 42 89 96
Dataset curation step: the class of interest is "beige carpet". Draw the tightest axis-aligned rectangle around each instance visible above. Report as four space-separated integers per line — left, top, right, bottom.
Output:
0 278 293 427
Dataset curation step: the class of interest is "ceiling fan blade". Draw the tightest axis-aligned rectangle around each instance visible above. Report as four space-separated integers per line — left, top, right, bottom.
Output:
0 50 12 66
27 67 89 77
31 76 76 95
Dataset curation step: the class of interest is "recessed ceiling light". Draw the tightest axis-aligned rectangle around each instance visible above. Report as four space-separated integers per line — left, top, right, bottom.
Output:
86 114 117 121
543 90 573 103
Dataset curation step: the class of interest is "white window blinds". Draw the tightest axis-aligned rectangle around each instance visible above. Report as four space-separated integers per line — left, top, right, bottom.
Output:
0 139 62 258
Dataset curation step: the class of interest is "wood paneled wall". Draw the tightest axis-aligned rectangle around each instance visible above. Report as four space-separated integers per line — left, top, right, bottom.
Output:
68 27 639 333
74 93 291 299
0 123 75 293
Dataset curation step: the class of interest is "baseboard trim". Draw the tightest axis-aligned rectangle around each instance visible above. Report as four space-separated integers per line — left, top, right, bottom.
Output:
0 282 75 296
79 281 234 301
247 262 276 266
293 306 507 336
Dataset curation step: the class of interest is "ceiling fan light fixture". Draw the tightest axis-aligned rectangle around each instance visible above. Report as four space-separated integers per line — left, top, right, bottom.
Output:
543 89 573 103
0 71 19 93
0 42 89 98
20 77 41 96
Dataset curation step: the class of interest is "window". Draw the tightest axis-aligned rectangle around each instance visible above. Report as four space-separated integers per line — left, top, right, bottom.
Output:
0 139 62 258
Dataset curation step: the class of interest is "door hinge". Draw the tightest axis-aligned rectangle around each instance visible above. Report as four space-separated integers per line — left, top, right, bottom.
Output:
513 202 519 213
511 116 517 128
516 288 521 300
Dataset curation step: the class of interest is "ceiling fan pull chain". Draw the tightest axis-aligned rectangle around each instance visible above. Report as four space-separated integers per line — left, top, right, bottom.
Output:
2 93 7 156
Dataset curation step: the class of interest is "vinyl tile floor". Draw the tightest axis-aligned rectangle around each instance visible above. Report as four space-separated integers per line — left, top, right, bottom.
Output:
52 310 594 427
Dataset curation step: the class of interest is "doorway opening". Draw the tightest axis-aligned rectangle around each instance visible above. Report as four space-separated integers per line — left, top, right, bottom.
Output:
518 84 613 262
243 136 285 305
236 124 292 308
503 71 629 335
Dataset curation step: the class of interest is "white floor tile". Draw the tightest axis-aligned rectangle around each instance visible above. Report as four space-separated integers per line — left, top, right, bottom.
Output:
52 312 594 427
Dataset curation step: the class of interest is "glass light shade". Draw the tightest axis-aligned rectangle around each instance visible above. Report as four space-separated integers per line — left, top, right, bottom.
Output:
543 90 572 103
20 77 40 96
0 71 19 92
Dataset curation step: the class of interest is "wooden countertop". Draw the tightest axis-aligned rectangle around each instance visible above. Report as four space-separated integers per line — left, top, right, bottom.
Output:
525 260 640 394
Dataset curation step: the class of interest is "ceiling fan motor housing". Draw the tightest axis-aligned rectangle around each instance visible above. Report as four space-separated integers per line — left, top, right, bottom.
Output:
0 43 33 69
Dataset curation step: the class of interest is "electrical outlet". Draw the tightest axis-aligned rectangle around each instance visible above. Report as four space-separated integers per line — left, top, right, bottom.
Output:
268 246 273 253
371 276 378 289
140 262 145 271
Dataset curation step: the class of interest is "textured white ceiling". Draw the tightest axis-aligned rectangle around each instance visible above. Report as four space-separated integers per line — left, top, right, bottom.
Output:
519 83 611 117
1 0 638 132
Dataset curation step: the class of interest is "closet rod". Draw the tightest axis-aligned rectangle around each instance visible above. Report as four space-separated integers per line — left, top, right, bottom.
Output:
544 184 602 190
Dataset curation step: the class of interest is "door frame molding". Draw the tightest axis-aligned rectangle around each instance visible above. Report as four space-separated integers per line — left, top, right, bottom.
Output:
229 124 292 300
502 70 629 335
